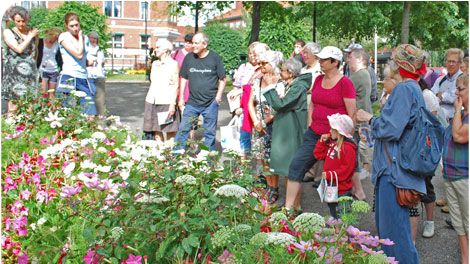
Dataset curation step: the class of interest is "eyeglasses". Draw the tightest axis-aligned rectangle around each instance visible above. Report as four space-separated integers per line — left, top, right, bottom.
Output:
446 60 461 65
258 61 268 66
456 86 467 92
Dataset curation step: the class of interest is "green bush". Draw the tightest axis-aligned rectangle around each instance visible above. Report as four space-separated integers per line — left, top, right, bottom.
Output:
203 23 246 71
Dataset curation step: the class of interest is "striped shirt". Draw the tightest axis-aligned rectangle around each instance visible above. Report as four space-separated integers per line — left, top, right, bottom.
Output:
443 111 469 181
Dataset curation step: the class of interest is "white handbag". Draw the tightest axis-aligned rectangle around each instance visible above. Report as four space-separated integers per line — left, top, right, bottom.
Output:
316 177 326 203
324 171 339 203
220 116 242 153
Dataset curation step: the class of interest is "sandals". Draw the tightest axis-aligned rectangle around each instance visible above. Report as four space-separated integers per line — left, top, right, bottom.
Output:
267 187 279 204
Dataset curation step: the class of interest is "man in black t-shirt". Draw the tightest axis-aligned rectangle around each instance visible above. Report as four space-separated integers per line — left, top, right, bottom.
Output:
174 32 226 151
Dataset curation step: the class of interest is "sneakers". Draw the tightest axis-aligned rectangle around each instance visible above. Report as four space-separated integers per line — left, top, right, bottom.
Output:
422 221 435 238
436 197 448 207
441 205 450 213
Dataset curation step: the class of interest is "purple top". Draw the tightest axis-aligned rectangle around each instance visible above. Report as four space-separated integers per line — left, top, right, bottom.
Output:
424 69 440 89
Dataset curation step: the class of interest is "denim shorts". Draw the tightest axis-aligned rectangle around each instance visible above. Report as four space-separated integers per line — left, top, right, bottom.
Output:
41 71 60 83
240 130 252 154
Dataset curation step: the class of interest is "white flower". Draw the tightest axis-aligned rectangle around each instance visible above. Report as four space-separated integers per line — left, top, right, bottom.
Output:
134 192 169 204
269 212 288 224
30 223 37 231
81 160 97 169
73 128 83 134
45 111 65 128
293 213 325 234
137 140 159 148
175 175 197 186
37 217 47 225
91 132 106 141
215 184 248 199
265 232 296 246
139 181 148 188
45 111 64 122
130 146 147 161
50 226 58 232
97 147 107 153
63 162 75 177
95 165 111 173
70 90 87 98
120 170 130 181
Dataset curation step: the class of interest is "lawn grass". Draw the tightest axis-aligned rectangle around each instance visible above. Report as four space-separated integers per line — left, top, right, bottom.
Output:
106 74 147 81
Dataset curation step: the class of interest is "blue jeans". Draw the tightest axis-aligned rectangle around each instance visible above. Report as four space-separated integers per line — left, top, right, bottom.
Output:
375 174 419 264
174 100 219 151
56 74 97 116
240 130 252 154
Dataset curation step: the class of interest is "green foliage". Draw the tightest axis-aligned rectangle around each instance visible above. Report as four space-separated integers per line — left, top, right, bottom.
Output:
27 7 49 36
36 1 110 50
203 23 245 71
247 2 311 57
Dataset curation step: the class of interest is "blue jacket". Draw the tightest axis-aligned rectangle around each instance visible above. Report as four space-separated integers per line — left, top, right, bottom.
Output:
370 80 426 193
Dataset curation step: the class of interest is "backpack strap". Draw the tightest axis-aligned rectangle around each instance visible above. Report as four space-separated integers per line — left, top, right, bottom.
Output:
438 75 448 87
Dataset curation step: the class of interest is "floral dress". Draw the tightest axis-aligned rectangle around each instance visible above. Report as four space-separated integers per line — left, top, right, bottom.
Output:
2 29 39 100
251 78 280 162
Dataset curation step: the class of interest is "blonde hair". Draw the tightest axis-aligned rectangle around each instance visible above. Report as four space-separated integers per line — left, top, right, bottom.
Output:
331 128 345 159
46 27 61 37
445 48 464 63
457 73 469 88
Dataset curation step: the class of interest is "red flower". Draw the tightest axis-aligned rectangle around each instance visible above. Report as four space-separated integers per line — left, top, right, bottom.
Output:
108 150 116 158
260 224 272 233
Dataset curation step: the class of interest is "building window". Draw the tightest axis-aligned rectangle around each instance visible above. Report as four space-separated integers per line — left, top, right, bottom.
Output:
140 1 149 20
104 0 123 18
140 35 150 49
20 1 46 9
110 34 124 58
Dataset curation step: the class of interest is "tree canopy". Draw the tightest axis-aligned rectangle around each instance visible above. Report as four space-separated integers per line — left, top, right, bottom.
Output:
29 2 109 50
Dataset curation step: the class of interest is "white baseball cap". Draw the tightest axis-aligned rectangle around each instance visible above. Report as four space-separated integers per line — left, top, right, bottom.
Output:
315 46 343 62
327 113 354 139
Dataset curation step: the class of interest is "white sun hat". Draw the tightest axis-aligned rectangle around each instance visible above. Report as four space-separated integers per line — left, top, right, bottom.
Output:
327 113 354 139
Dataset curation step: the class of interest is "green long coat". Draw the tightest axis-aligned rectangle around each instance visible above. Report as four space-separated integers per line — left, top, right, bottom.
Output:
263 73 312 176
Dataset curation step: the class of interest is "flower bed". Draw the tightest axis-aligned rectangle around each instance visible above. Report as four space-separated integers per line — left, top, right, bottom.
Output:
2 93 397 263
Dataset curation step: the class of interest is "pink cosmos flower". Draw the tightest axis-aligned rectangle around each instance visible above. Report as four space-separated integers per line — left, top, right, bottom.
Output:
293 240 313 253
60 185 82 198
379 238 395 246
122 254 142 264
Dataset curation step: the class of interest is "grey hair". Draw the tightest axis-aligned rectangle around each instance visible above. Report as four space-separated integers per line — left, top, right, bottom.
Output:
445 48 464 63
350 48 370 66
88 31 99 42
283 57 303 77
195 32 209 45
303 42 321 55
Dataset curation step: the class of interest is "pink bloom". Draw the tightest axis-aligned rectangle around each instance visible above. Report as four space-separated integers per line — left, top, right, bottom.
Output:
39 137 52 145
3 176 17 193
16 125 26 132
20 189 31 200
4 217 11 231
379 238 395 246
60 185 82 198
122 254 142 264
293 240 313 253
83 249 102 264
217 250 235 264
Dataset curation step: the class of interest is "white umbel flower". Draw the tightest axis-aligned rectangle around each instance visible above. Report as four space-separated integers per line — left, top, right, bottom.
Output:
215 184 248 199
269 212 288 224
175 175 197 186
91 131 106 141
265 232 296 246
293 213 325 234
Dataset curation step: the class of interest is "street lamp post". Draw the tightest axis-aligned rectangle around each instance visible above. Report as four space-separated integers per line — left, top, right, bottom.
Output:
144 1 149 80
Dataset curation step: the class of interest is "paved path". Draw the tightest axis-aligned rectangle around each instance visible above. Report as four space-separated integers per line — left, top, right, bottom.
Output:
105 81 459 264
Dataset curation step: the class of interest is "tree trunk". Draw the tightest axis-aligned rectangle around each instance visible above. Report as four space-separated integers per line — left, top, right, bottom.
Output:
401 1 411 44
194 1 200 33
313 2 317 42
249 1 262 44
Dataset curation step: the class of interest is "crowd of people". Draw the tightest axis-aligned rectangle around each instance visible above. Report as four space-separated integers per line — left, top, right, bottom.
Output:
2 6 106 118
2 5 469 264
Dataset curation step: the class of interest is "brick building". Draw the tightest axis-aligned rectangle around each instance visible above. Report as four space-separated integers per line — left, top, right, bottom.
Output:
16 1 194 70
